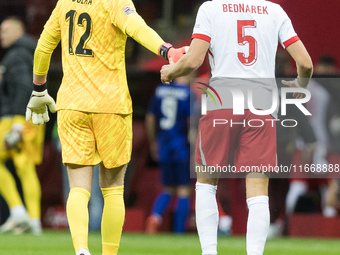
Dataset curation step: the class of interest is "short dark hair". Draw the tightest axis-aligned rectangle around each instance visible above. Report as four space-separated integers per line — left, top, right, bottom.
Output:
318 54 337 67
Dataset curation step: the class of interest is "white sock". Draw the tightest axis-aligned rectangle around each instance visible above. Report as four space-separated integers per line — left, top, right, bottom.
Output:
246 195 269 255
10 205 28 218
285 181 308 215
195 182 218 255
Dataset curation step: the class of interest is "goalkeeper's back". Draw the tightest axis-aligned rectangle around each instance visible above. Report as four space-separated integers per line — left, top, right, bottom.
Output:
35 0 145 114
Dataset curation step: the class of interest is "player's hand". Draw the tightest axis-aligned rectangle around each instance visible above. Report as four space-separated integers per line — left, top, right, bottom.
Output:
159 43 188 63
168 46 189 63
160 60 174 85
26 82 56 125
281 78 306 99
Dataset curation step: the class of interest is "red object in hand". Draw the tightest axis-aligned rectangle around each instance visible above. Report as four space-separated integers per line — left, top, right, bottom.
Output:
159 43 188 63
167 46 188 63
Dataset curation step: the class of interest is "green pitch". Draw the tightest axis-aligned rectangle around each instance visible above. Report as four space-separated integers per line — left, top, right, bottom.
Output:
0 230 340 255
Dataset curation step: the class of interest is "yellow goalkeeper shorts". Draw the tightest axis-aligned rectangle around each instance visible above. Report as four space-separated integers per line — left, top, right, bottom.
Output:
57 110 132 168
0 116 45 164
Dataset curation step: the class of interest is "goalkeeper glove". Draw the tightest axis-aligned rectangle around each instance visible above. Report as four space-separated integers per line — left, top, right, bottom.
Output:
26 81 56 125
159 43 188 63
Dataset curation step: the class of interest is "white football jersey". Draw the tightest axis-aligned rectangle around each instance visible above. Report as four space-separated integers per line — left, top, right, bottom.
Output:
193 0 299 116
193 0 299 79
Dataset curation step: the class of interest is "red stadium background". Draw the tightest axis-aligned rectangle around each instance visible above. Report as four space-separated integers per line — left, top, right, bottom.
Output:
274 0 340 67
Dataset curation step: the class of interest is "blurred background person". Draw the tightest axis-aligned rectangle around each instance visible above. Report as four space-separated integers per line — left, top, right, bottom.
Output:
315 55 338 75
324 178 340 216
322 55 340 217
145 75 192 234
268 50 317 238
0 16 44 235
282 54 339 231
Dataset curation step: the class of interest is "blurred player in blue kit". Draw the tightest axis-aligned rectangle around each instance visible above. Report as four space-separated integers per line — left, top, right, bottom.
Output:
145 75 194 234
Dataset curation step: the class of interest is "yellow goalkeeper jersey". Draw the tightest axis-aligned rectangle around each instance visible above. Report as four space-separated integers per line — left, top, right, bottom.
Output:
44 0 147 114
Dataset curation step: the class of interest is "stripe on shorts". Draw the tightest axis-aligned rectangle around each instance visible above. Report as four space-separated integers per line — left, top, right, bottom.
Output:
199 131 206 165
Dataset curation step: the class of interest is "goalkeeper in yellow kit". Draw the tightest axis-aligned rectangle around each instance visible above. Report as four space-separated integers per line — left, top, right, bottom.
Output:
26 0 186 255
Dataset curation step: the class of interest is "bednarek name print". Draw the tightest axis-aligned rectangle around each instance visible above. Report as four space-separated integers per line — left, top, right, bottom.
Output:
72 0 92 5
222 4 268 15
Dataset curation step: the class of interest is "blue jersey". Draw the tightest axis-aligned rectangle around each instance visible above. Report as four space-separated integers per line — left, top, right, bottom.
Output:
148 83 192 163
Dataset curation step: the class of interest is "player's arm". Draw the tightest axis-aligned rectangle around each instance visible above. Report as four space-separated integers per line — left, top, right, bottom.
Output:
6 53 33 116
290 102 317 163
281 40 313 99
5 52 33 148
161 38 209 84
277 5 313 96
26 28 60 124
5 54 31 147
285 40 313 88
124 16 186 63
33 28 60 82
109 1 186 62
145 112 158 161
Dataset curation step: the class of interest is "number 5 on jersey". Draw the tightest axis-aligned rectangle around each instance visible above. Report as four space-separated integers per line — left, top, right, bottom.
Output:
237 20 257 66
66 10 93 57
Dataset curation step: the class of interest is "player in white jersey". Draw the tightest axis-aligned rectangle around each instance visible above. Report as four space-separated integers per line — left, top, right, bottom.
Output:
161 0 313 254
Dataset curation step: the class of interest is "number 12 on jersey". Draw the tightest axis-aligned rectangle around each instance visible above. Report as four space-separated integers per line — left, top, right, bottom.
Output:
66 10 94 57
237 20 257 66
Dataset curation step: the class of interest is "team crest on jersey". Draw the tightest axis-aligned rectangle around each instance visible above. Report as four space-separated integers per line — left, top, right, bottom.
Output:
123 6 136 16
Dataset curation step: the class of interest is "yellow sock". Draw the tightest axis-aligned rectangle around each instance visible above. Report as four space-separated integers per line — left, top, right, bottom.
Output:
66 187 91 253
101 186 125 255
14 155 41 219
0 163 23 208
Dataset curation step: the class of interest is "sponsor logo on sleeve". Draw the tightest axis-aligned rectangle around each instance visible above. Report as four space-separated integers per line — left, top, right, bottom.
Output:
123 6 136 16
